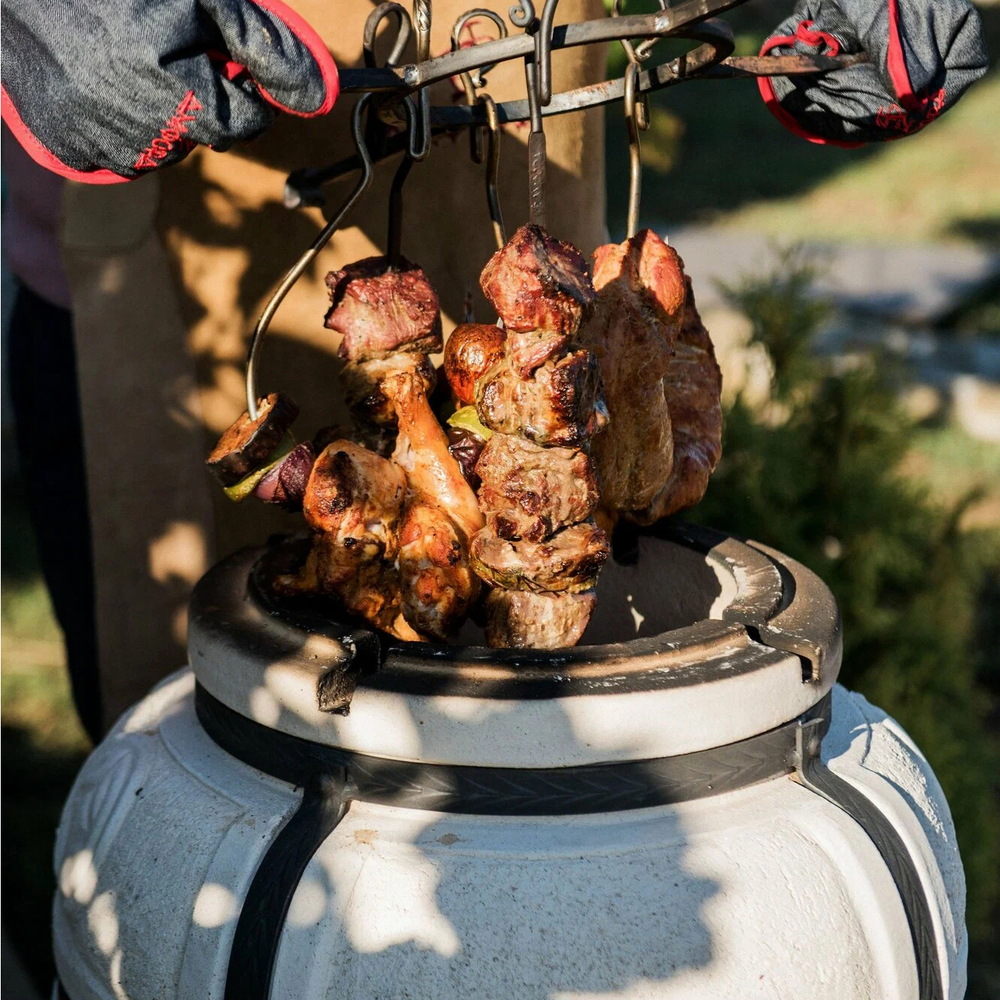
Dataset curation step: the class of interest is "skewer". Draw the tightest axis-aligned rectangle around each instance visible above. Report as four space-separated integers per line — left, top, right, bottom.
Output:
245 95 376 419
480 94 507 250
623 62 642 240
387 96 429 267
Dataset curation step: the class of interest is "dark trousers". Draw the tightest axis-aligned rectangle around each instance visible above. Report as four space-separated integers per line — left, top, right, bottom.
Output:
7 284 102 743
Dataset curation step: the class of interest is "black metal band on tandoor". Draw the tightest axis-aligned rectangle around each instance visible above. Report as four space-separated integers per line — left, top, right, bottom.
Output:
188 685 941 1000
195 683 830 816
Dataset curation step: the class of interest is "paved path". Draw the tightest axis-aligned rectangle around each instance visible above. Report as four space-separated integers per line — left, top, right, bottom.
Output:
664 227 1000 326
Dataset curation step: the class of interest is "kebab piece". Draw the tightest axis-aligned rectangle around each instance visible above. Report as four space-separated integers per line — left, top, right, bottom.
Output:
580 229 722 525
294 439 421 640
325 255 443 454
449 224 611 649
632 274 722 522
383 371 485 640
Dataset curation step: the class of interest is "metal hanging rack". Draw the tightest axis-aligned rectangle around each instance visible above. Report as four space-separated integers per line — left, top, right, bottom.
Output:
248 0 869 417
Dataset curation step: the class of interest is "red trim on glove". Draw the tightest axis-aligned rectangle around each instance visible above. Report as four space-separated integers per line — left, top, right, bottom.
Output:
757 22 863 149
246 0 339 117
0 85 130 184
886 0 917 109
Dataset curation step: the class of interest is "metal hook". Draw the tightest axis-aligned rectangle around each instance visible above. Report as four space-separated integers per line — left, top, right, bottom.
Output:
452 8 509 164
387 95 427 267
245 95 376 419
479 94 506 249
536 0 561 107
412 0 433 172
517 7 547 227
611 0 649 129
363 2 413 69
508 0 535 29
624 61 642 240
451 9 509 88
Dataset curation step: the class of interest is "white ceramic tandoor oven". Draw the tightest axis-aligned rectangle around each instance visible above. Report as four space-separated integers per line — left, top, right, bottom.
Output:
52 525 966 1000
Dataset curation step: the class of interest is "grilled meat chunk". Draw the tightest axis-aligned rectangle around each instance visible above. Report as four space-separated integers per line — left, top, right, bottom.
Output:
483 588 597 649
444 323 507 405
398 500 480 640
475 433 600 542
480 224 596 335
505 327 572 379
476 350 608 447
340 353 436 429
630 276 722 523
296 440 421 640
581 230 685 512
384 373 485 542
471 519 609 594
206 392 299 487
383 372 484 637
325 256 443 361
303 440 407 565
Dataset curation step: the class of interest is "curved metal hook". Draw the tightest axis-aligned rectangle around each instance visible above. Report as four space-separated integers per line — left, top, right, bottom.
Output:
610 0 640 69
479 94 506 249
452 8 509 163
363 2 413 69
451 8 509 88
412 0 433 175
387 96 427 266
623 62 642 239
508 0 535 29
536 0 562 106
246 95 376 419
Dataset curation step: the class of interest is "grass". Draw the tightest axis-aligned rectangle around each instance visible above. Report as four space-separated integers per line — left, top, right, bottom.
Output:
2 481 91 992
606 1 1000 246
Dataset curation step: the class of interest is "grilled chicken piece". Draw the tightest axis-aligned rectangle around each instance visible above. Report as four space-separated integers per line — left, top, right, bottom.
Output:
397 500 480 640
383 372 485 638
325 256 443 361
444 323 507 405
475 433 600 543
476 349 608 447
581 230 686 513
340 353 436 429
298 440 421 640
383 373 485 541
480 224 597 337
631 276 722 523
483 588 596 649
471 519 609 594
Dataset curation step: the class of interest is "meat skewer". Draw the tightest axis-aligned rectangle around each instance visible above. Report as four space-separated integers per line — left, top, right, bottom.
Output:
580 229 722 526
449 224 611 649
325 255 443 454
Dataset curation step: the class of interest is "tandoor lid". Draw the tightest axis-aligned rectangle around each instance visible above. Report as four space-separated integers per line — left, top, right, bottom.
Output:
188 524 841 767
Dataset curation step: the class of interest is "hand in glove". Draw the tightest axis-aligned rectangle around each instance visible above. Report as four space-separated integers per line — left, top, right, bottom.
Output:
758 0 988 146
0 0 339 183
